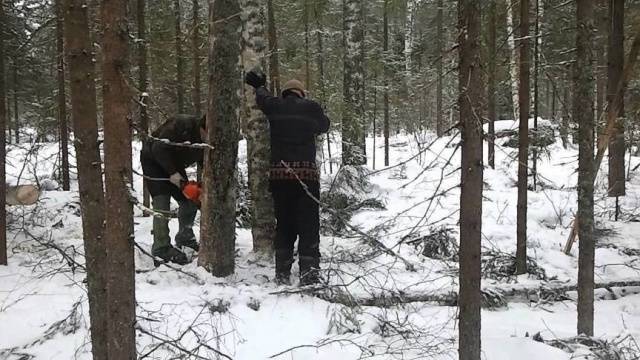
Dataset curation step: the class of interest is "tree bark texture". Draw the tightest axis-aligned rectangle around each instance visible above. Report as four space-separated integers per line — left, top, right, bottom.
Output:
487 0 497 169
56 0 70 191
515 0 530 275
64 0 108 357
0 1 7 266
174 0 185 113
192 0 202 114
607 0 625 198
240 0 276 255
137 0 150 210
267 0 280 94
101 0 136 356
436 0 444 137
383 0 390 166
458 0 483 358
199 0 241 277
342 0 366 166
574 0 596 337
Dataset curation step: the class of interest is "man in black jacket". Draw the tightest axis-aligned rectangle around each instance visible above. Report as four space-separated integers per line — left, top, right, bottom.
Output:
245 70 330 285
140 114 205 265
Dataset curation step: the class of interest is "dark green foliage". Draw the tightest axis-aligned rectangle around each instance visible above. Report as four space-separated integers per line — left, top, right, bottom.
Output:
320 190 386 235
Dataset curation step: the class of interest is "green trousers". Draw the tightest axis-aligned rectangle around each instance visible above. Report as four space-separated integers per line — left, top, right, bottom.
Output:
151 195 199 254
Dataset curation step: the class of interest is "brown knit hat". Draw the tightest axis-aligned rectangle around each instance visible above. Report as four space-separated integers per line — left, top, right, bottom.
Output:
282 79 306 97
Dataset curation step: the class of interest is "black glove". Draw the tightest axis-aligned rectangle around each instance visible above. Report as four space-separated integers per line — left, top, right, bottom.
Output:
245 70 266 89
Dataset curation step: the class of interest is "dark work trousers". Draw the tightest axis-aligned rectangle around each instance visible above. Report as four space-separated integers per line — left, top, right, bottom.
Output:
270 179 321 275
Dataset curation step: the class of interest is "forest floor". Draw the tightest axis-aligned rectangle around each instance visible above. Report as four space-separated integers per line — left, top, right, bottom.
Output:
1 120 640 359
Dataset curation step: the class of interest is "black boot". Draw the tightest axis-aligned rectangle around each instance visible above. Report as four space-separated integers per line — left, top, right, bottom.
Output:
299 255 321 286
275 249 294 285
152 245 190 266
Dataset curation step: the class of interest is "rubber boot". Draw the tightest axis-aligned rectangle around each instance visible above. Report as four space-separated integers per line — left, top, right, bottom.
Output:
299 255 321 286
175 199 199 252
275 249 294 285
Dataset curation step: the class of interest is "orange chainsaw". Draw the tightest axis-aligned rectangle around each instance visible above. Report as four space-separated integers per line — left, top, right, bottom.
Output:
181 180 202 205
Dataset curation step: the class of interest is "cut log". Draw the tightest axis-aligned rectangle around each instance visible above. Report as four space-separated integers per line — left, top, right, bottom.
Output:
6 185 40 206
280 279 640 309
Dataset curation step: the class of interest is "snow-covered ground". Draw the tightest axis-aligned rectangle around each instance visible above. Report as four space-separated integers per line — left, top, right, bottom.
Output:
1 121 639 359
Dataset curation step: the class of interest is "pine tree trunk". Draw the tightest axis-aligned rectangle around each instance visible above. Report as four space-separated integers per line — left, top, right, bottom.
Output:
174 0 185 113
192 0 202 114
458 0 483 358
303 0 311 91
64 0 108 356
487 0 497 169
199 0 241 277
515 0 530 275
240 0 275 256
342 0 366 166
383 0 390 166
137 0 150 211
56 0 70 191
267 0 280 94
101 0 136 356
575 0 596 337
607 0 625 199
0 1 7 266
561 74 570 148
436 0 444 137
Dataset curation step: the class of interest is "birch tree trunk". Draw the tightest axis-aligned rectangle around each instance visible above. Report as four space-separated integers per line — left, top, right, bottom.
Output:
101 0 136 356
458 0 483 357
64 0 108 356
240 0 276 256
199 0 241 277
574 0 596 337
342 0 366 166
507 0 519 122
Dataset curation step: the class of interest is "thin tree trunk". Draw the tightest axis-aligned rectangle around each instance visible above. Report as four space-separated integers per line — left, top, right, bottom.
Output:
383 0 390 166
174 0 185 113
342 0 366 166
137 0 150 211
515 0 530 275
303 0 311 92
0 0 7 266
436 0 444 137
57 0 70 191
64 0 108 356
12 57 18 144
607 0 625 201
458 0 483 358
199 0 241 276
101 0 136 356
487 0 497 169
192 0 202 114
507 0 519 122
532 0 540 191
267 0 280 94
240 0 275 256
315 4 331 174
595 0 607 131
561 74 570 148
575 0 595 337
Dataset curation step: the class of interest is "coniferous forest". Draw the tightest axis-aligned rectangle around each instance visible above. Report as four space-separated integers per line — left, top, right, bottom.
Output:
1 0 640 359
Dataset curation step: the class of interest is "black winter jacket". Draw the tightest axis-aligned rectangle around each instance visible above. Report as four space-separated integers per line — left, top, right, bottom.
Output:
256 87 330 164
140 114 204 178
